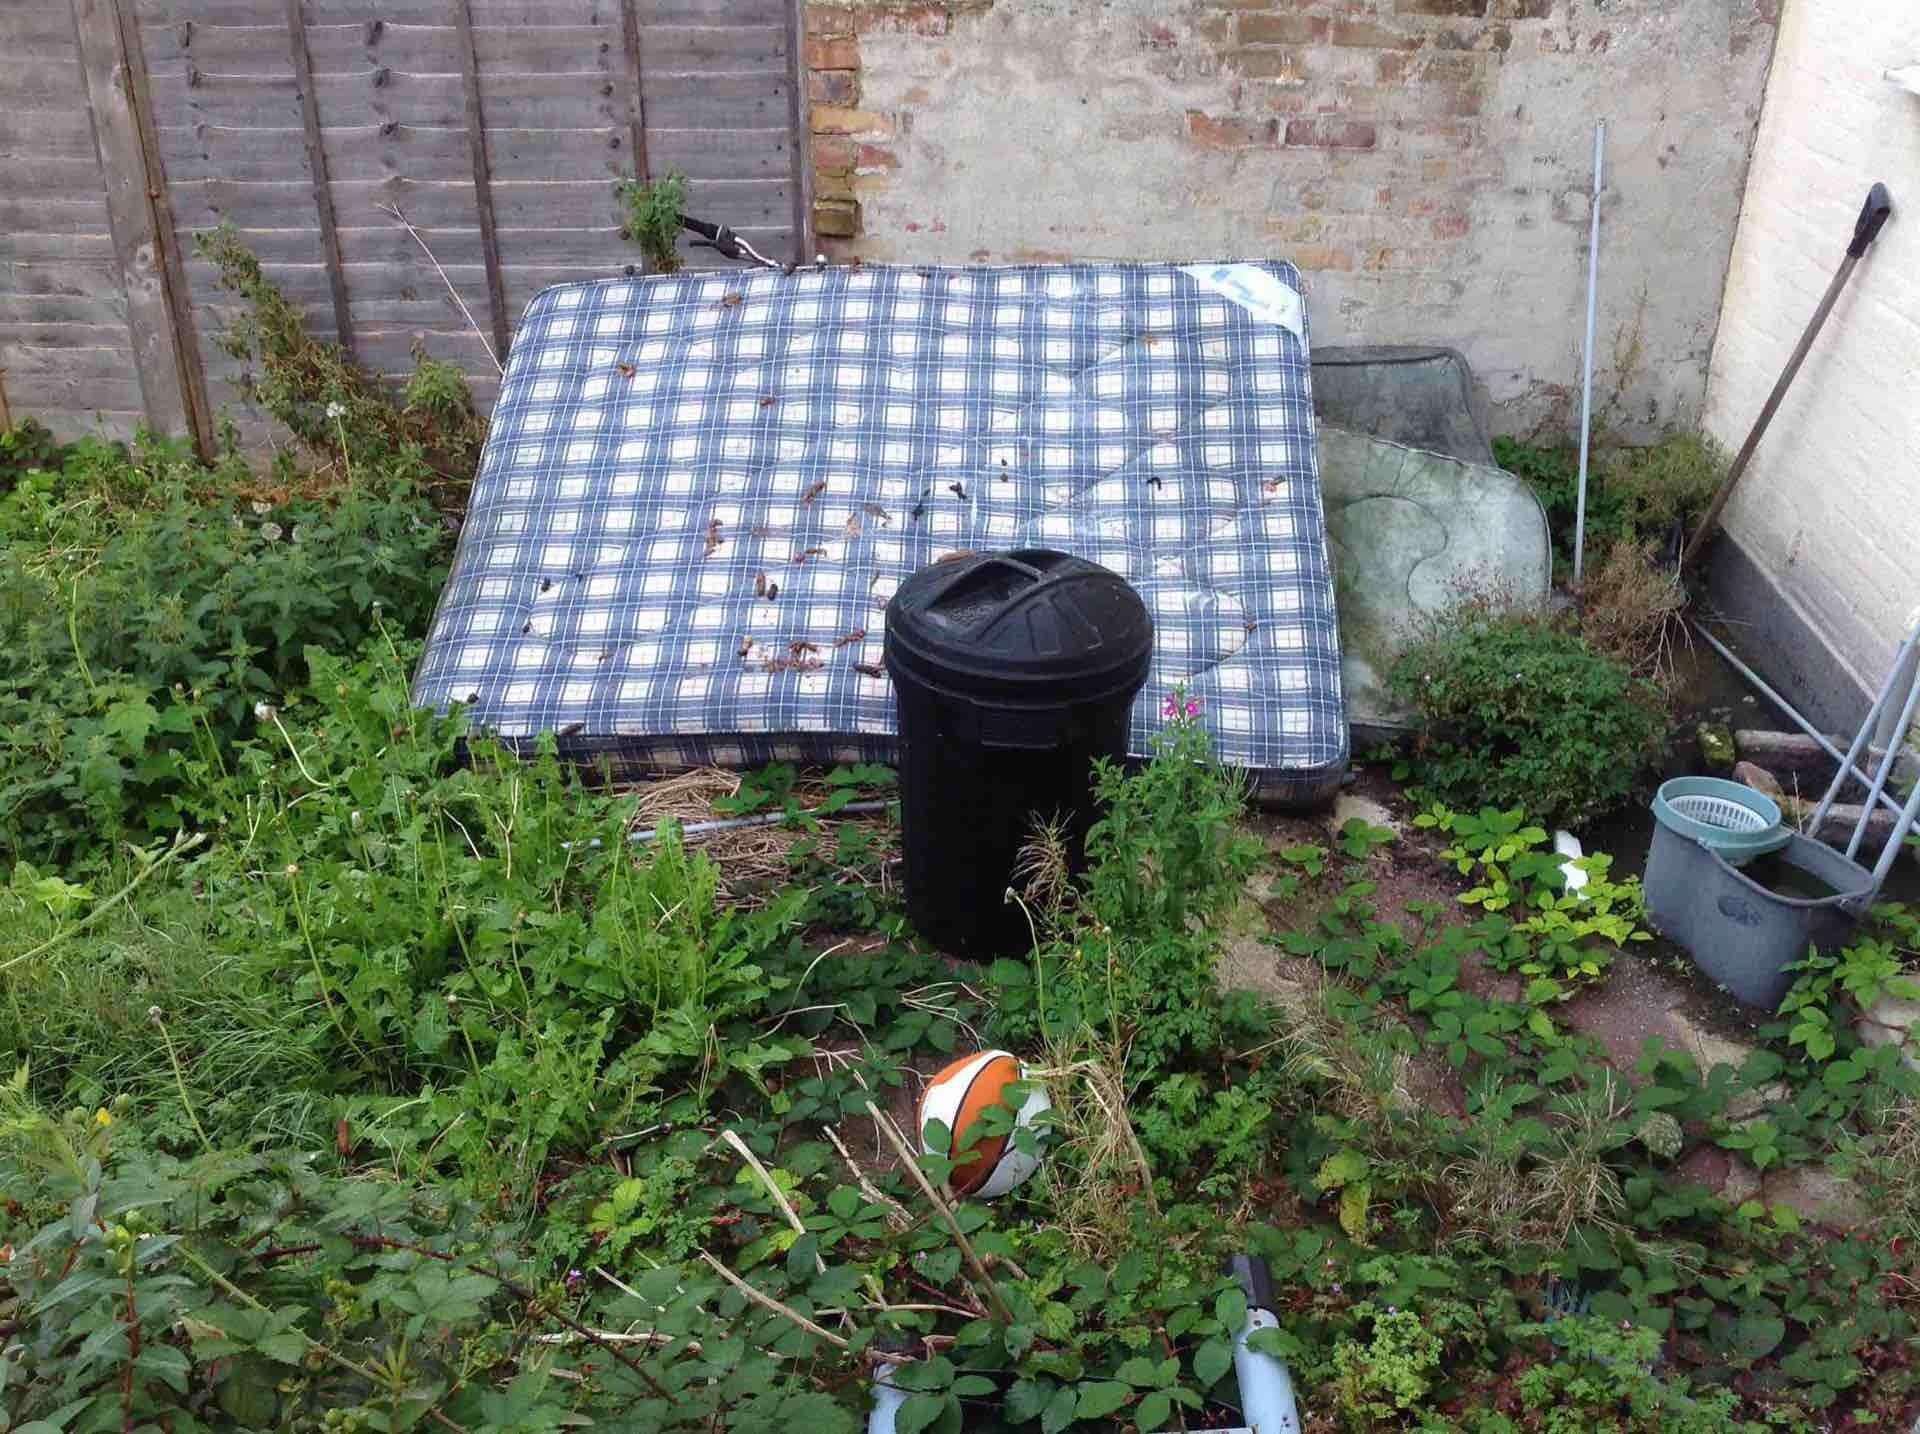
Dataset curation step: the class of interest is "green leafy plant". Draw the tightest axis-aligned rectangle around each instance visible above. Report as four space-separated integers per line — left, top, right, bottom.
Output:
617 170 690 273
1389 607 1667 827
1417 804 1649 984
197 224 485 497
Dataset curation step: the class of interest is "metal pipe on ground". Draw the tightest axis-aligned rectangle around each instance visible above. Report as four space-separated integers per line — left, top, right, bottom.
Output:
1691 622 1907 820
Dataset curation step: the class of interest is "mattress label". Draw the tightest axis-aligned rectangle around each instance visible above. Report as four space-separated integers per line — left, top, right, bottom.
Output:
1179 263 1305 340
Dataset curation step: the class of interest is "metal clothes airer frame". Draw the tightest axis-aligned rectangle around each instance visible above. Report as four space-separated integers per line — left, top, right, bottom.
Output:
1805 613 1920 910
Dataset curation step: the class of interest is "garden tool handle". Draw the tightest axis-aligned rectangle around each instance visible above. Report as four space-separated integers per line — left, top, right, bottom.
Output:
1850 183 1893 258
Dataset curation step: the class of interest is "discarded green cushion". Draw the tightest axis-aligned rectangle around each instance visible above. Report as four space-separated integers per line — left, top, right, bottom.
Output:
1319 426 1552 742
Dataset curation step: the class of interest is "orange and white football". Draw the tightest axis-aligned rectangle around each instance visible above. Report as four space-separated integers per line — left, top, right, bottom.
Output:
916 1049 1051 1199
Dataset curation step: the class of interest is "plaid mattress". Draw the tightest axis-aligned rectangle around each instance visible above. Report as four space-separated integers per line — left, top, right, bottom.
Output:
412 260 1347 804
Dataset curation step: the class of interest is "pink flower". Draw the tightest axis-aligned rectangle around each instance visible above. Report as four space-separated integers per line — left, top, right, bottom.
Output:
1185 698 1202 719
1162 695 1179 719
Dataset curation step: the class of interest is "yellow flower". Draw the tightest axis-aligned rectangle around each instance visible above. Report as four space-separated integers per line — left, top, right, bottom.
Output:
94 1108 113 1128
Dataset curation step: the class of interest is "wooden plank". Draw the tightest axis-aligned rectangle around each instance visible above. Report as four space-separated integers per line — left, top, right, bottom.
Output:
0 198 117 235
6 372 148 415
138 0 619 25
0 342 145 382
0 260 127 295
173 176 710 230
0 8 86 50
0 292 130 326
0 322 143 351
284 0 356 357
451 0 509 366
637 25 787 72
154 23 634 76
186 219 789 271
162 122 803 185
146 65 660 129
70 0 201 446
781 0 807 265
636 68 791 119
0 109 103 161
0 156 131 201
0 57 96 107
1 232 120 261
619 0 651 186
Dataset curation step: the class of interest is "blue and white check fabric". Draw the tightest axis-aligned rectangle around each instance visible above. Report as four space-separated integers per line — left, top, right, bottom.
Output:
412 260 1347 804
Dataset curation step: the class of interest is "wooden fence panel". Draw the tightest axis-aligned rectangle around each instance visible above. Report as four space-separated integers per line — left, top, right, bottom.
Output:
6 0 808 443
0 20 145 440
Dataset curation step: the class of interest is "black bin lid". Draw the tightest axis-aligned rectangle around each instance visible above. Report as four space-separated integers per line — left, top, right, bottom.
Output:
884 549 1154 704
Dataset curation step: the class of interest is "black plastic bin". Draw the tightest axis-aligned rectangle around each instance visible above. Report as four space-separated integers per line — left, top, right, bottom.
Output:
885 549 1154 956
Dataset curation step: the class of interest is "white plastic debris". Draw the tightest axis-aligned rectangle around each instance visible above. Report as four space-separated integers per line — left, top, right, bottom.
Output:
1554 830 1590 897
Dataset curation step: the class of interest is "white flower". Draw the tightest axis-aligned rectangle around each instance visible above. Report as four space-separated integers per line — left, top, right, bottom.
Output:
260 522 283 542
254 701 278 722
325 401 346 420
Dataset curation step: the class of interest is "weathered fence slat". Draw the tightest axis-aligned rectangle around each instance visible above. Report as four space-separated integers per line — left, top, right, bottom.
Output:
781 0 807 264
451 0 509 364
284 0 355 358
70 0 212 453
620 0 651 187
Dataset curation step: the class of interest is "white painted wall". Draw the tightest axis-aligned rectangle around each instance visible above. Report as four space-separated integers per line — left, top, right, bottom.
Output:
1705 0 1920 692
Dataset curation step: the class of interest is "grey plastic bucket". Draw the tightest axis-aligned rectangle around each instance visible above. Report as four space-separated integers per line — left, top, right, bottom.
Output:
1643 827 1872 1009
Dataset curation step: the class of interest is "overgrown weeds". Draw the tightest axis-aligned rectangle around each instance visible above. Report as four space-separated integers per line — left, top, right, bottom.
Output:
617 169 690 273
198 224 485 500
1388 598 1668 827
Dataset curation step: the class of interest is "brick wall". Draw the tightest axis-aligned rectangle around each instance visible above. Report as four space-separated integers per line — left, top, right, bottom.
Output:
797 0 1780 436
1704 0 1920 699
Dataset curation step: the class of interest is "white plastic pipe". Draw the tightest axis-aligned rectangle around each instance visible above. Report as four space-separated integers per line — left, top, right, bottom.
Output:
1573 120 1606 588
1232 1308 1303 1434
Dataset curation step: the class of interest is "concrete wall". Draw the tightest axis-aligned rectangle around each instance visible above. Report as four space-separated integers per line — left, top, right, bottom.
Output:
801 0 1780 435
1704 0 1920 715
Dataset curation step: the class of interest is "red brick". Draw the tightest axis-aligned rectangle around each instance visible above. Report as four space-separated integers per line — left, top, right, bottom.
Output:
1331 18 1421 48
1284 118 1377 149
1141 20 1178 49
1186 109 1279 149
1396 0 1488 14
806 4 853 38
809 69 859 105
1239 12 1327 43
804 36 860 69
812 136 855 171
811 105 893 137
1493 0 1555 17
855 143 900 170
1431 211 1471 240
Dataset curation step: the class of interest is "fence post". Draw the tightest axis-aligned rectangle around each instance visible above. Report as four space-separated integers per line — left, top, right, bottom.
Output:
784 0 813 264
618 0 652 186
452 0 510 363
284 0 355 359
71 0 214 456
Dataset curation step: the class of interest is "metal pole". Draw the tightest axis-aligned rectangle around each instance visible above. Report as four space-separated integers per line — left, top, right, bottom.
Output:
1846 665 1920 860
1692 622 1907 818
1807 618 1920 836
1573 119 1605 588
1682 183 1893 570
